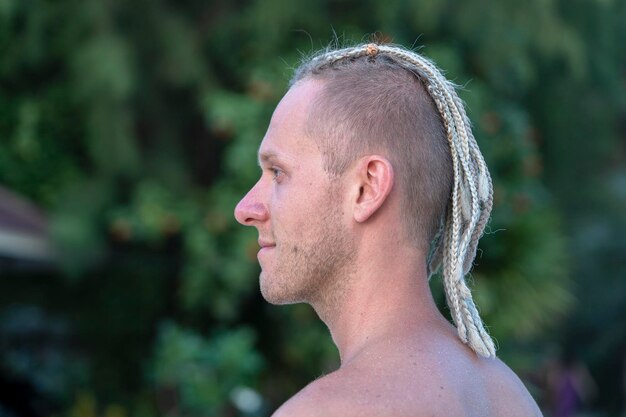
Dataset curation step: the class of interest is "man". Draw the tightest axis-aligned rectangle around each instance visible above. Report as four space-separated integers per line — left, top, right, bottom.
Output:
234 43 542 416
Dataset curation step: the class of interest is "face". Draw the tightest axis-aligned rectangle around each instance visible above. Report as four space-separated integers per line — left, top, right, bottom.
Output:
234 80 355 306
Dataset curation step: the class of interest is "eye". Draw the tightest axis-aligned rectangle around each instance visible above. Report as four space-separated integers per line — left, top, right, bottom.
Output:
271 167 284 182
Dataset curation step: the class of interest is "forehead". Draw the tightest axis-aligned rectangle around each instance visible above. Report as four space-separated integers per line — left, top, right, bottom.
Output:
258 79 325 161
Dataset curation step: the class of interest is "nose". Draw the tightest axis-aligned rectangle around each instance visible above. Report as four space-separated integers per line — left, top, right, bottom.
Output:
234 182 269 226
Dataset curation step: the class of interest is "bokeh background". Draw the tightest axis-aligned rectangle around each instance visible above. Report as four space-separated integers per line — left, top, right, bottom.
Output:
1 0 625 416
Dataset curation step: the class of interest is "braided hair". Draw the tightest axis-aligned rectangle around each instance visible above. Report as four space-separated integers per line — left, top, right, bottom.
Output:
292 43 496 358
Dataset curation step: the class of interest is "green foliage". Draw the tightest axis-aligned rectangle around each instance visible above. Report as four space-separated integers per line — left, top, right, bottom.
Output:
0 0 624 415
151 322 263 416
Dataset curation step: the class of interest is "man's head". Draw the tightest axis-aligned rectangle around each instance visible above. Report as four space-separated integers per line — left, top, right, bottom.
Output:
235 43 497 358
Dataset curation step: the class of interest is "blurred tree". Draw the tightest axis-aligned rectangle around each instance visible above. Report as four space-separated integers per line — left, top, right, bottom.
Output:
528 0 626 412
0 0 623 415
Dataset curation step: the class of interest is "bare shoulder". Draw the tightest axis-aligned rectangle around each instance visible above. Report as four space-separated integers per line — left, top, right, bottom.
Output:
271 369 421 417
271 357 542 417
478 357 544 417
270 373 368 417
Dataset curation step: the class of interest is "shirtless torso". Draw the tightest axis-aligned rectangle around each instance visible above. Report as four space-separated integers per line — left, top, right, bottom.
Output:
273 319 542 417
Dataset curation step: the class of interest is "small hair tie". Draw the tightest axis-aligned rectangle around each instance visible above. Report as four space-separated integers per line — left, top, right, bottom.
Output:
365 43 379 57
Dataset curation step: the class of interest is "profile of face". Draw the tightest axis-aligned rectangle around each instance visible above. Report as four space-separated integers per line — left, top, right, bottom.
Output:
234 80 355 306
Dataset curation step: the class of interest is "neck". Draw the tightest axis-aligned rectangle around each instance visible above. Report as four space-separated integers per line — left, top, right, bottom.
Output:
310 242 446 367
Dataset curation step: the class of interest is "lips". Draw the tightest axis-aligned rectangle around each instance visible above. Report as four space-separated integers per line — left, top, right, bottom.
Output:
258 239 276 248
257 240 275 261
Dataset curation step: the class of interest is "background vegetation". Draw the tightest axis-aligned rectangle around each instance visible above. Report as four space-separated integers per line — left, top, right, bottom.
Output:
0 0 624 416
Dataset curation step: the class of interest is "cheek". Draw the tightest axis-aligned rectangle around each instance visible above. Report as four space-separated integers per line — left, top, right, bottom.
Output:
271 188 321 232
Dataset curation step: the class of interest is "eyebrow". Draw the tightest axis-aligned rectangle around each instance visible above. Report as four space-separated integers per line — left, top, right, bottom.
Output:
257 151 279 166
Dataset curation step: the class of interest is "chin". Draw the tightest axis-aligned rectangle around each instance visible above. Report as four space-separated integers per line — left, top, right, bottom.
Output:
259 271 303 305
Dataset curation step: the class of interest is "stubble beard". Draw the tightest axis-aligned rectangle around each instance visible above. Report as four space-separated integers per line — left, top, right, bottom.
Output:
259 192 356 312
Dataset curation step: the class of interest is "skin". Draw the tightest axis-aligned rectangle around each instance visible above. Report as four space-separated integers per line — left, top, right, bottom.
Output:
234 79 543 417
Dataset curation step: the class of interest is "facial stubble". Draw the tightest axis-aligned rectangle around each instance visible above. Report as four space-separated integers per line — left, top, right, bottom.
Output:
259 186 356 313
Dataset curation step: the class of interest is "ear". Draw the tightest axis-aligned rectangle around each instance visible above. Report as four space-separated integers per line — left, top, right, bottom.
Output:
352 155 395 223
